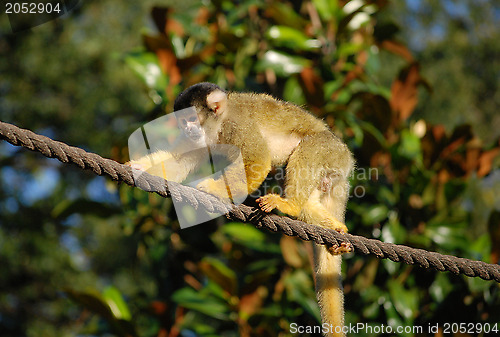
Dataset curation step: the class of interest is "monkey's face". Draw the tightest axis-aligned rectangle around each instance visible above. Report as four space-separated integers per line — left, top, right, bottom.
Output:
173 83 229 147
175 108 206 145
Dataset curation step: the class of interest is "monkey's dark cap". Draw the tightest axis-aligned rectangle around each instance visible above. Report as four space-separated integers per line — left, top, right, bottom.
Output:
174 82 225 111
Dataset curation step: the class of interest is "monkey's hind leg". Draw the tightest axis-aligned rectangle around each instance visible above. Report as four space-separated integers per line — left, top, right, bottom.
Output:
301 189 352 254
257 192 351 254
283 131 354 254
256 194 301 216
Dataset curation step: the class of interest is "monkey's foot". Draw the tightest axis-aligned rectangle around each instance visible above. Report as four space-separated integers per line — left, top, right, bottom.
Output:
256 194 301 217
320 216 351 255
327 242 353 255
319 217 348 234
256 194 280 212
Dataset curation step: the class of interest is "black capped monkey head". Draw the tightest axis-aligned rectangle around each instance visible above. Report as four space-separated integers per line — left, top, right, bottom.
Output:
174 82 228 123
173 83 228 144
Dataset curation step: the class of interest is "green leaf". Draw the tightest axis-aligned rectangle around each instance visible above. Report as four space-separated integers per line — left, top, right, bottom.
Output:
222 223 266 242
344 111 364 146
381 212 405 243
388 280 418 323
377 186 398 206
103 286 132 321
172 287 229 320
65 289 114 320
221 223 281 252
283 76 306 105
284 270 320 322
467 234 491 261
398 129 422 164
124 51 168 92
361 288 383 318
200 257 237 295
52 198 120 219
337 42 365 58
324 78 344 99
359 119 389 149
265 3 308 29
266 26 320 51
336 88 353 105
256 51 311 76
429 273 453 303
424 220 469 251
361 204 388 225
312 0 340 21
365 47 381 75
65 288 137 336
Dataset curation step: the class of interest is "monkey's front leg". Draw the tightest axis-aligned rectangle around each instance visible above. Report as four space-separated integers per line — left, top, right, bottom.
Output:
196 164 248 202
196 177 232 200
127 150 200 183
127 151 175 179
197 158 272 202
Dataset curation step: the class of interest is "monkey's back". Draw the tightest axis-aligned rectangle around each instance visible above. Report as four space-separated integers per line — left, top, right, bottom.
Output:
227 92 329 137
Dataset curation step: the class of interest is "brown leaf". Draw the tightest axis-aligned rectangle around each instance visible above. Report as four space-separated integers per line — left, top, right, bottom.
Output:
149 301 168 315
488 211 500 264
299 67 324 110
280 236 302 268
440 137 466 160
151 7 169 34
380 40 413 62
464 138 482 175
478 148 500 177
199 260 237 295
142 34 171 52
156 49 181 93
151 7 184 37
183 274 202 291
195 6 210 25
390 63 422 123
431 125 446 142
177 46 216 72
438 168 451 184
238 286 267 320
166 17 185 37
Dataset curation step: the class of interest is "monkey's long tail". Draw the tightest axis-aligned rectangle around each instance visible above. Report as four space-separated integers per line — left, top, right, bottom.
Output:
307 185 348 337
313 244 344 337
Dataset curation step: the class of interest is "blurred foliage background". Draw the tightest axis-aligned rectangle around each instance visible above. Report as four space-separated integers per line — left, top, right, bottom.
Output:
0 0 499 336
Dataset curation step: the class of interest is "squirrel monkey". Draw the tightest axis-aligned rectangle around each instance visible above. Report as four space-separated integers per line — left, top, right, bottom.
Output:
128 83 354 336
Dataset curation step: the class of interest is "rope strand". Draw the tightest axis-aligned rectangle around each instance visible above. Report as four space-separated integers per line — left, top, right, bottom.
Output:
1 120 499 282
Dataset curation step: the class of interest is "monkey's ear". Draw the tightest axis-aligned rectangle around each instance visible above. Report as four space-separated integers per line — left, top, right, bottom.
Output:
206 90 227 115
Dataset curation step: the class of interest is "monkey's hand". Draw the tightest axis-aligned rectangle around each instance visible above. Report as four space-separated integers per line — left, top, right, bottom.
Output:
196 178 232 202
126 151 191 182
126 151 175 173
126 159 152 172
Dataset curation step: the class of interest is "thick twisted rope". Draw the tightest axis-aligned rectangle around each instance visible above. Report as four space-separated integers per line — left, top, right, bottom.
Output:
1 120 499 282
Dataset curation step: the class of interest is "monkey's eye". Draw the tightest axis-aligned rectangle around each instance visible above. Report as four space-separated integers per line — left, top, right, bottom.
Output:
188 116 197 123
180 119 187 126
